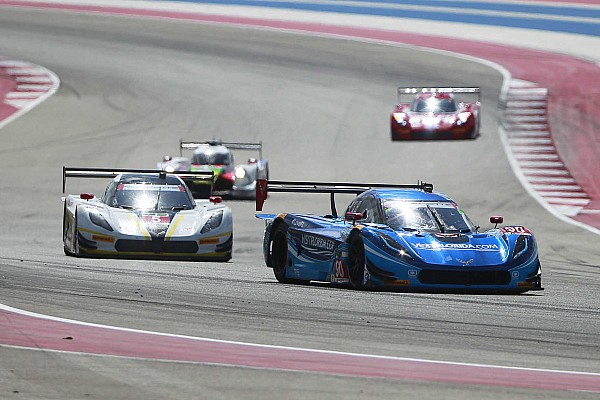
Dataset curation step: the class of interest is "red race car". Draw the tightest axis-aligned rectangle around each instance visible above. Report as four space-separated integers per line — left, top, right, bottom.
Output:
391 87 480 140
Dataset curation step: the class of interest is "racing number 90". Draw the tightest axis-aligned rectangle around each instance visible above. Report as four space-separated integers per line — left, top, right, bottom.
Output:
334 259 347 278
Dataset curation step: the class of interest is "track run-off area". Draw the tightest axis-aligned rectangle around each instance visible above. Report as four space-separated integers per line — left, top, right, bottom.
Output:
0 1 599 399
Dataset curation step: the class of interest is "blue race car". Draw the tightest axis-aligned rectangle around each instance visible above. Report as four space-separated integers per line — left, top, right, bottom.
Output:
255 179 543 293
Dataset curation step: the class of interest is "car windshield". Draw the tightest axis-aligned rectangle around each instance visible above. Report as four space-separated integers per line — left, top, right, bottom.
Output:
411 97 457 113
110 184 194 211
383 201 475 233
192 151 231 165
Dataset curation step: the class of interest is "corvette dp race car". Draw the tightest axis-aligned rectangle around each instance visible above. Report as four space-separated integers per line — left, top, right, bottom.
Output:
158 139 269 199
255 179 542 293
62 167 233 261
391 87 480 140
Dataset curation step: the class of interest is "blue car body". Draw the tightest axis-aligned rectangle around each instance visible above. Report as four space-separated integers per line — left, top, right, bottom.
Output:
256 180 542 293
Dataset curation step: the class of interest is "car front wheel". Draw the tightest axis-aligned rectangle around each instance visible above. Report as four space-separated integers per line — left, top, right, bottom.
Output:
348 234 366 289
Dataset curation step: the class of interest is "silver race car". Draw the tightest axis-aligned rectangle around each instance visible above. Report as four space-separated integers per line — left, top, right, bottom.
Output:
62 167 233 261
158 139 269 199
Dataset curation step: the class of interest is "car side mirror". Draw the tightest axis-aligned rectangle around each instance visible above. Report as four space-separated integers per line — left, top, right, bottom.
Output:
209 196 222 204
490 216 503 228
345 212 363 225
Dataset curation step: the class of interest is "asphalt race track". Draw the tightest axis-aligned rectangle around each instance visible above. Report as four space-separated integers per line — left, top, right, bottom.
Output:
1 6 600 400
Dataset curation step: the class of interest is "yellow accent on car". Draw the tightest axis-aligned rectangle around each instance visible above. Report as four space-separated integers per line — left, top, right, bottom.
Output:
165 214 184 240
128 213 150 238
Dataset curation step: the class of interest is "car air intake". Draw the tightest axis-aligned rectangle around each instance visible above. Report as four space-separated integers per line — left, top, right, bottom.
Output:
418 269 511 285
115 240 199 253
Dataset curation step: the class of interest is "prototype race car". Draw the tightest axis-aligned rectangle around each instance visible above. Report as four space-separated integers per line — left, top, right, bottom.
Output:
255 179 542 293
158 139 269 199
391 87 480 140
62 167 233 261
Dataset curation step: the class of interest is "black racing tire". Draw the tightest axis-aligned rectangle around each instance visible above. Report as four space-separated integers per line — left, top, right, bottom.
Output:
71 210 80 257
348 234 366 289
63 207 79 257
62 203 71 256
270 224 309 284
471 115 481 139
271 223 290 283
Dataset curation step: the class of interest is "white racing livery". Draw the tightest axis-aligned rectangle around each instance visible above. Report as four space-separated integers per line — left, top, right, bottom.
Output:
62 167 233 261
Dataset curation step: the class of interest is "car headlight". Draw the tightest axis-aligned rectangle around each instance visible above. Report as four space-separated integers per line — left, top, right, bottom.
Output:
235 166 246 179
457 112 471 123
201 210 224 233
393 113 406 123
377 233 413 260
89 211 113 232
513 235 529 259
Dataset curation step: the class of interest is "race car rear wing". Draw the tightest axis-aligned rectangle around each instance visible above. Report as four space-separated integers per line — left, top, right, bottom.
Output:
397 87 480 102
62 166 213 193
256 179 434 217
180 139 263 159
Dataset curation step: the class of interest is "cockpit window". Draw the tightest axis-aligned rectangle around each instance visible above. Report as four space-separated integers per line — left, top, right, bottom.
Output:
107 184 195 211
411 97 457 113
383 201 475 233
192 151 232 165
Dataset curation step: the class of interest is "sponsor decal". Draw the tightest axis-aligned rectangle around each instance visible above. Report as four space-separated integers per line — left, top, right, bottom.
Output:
142 214 171 224
92 234 115 243
517 281 533 288
412 242 499 251
512 271 520 278
291 219 308 228
408 269 418 278
456 258 474 266
331 259 349 283
388 280 410 287
199 238 220 245
501 226 531 235
120 184 182 192
301 234 334 251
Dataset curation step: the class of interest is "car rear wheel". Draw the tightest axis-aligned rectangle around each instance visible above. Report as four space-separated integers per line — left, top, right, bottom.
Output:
271 224 291 283
271 224 308 284
348 234 366 289
62 204 71 256
71 210 81 256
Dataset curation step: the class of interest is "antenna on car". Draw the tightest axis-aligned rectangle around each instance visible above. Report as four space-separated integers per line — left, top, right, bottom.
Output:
420 181 434 193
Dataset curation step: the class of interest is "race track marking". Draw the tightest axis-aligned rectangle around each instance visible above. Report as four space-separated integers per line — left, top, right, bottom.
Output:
0 58 60 130
2 303 600 392
503 80 592 218
0 0 599 387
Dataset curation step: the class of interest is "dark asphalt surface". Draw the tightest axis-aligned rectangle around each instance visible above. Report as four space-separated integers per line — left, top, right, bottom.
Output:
0 7 599 399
